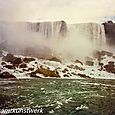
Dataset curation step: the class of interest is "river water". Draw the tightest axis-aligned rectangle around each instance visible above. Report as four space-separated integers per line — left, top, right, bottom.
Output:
0 78 115 115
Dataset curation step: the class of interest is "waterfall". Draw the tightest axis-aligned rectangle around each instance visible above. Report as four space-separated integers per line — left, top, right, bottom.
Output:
67 23 106 49
0 21 107 58
27 20 67 39
0 21 106 47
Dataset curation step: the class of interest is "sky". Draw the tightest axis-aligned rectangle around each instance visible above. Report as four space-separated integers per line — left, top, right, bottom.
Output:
0 0 115 23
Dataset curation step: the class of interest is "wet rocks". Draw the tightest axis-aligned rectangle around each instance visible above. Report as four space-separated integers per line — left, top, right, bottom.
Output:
0 72 16 79
74 65 85 71
74 59 83 65
3 54 22 66
85 57 94 62
19 63 27 68
99 63 104 71
1 62 6 66
104 61 115 74
31 67 60 78
13 58 22 65
71 72 77 76
77 73 90 78
67 64 74 69
99 63 104 66
108 61 114 65
23 57 35 63
3 64 15 69
67 64 84 71
2 54 16 63
93 50 113 58
101 51 113 57
85 57 94 66
63 74 69 77
110 68 115 74
62 68 69 73
93 50 113 59
86 61 94 66
48 57 61 63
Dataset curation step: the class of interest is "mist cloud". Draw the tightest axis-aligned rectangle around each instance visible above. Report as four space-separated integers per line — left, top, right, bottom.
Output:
0 0 115 23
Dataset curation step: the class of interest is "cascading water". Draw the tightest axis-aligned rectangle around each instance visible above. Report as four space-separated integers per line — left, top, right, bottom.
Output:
27 20 67 40
67 23 106 50
0 21 107 59
0 21 106 46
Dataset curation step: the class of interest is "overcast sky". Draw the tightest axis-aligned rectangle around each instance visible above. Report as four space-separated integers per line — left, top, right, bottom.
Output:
0 0 115 23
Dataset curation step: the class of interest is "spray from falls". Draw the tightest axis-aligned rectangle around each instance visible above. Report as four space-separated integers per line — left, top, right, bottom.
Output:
0 21 107 60
50 22 107 60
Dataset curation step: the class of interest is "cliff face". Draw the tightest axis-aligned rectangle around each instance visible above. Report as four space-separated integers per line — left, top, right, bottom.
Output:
103 21 115 46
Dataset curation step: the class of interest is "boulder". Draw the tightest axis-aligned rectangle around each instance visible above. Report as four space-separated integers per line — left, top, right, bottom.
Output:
67 64 74 69
48 57 61 63
99 63 104 71
12 58 22 65
99 63 104 66
33 67 60 77
108 61 114 66
62 68 69 73
3 64 15 69
1 62 6 65
63 74 69 77
85 57 94 62
19 63 27 68
71 72 77 76
74 65 85 71
78 73 90 78
86 61 94 66
110 68 115 74
74 59 83 65
0 72 16 79
2 54 22 66
93 50 113 59
23 57 35 63
2 54 16 63
104 65 115 74
104 62 115 74
101 51 113 56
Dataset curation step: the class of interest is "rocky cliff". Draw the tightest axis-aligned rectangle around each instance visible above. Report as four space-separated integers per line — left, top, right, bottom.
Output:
103 21 115 46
